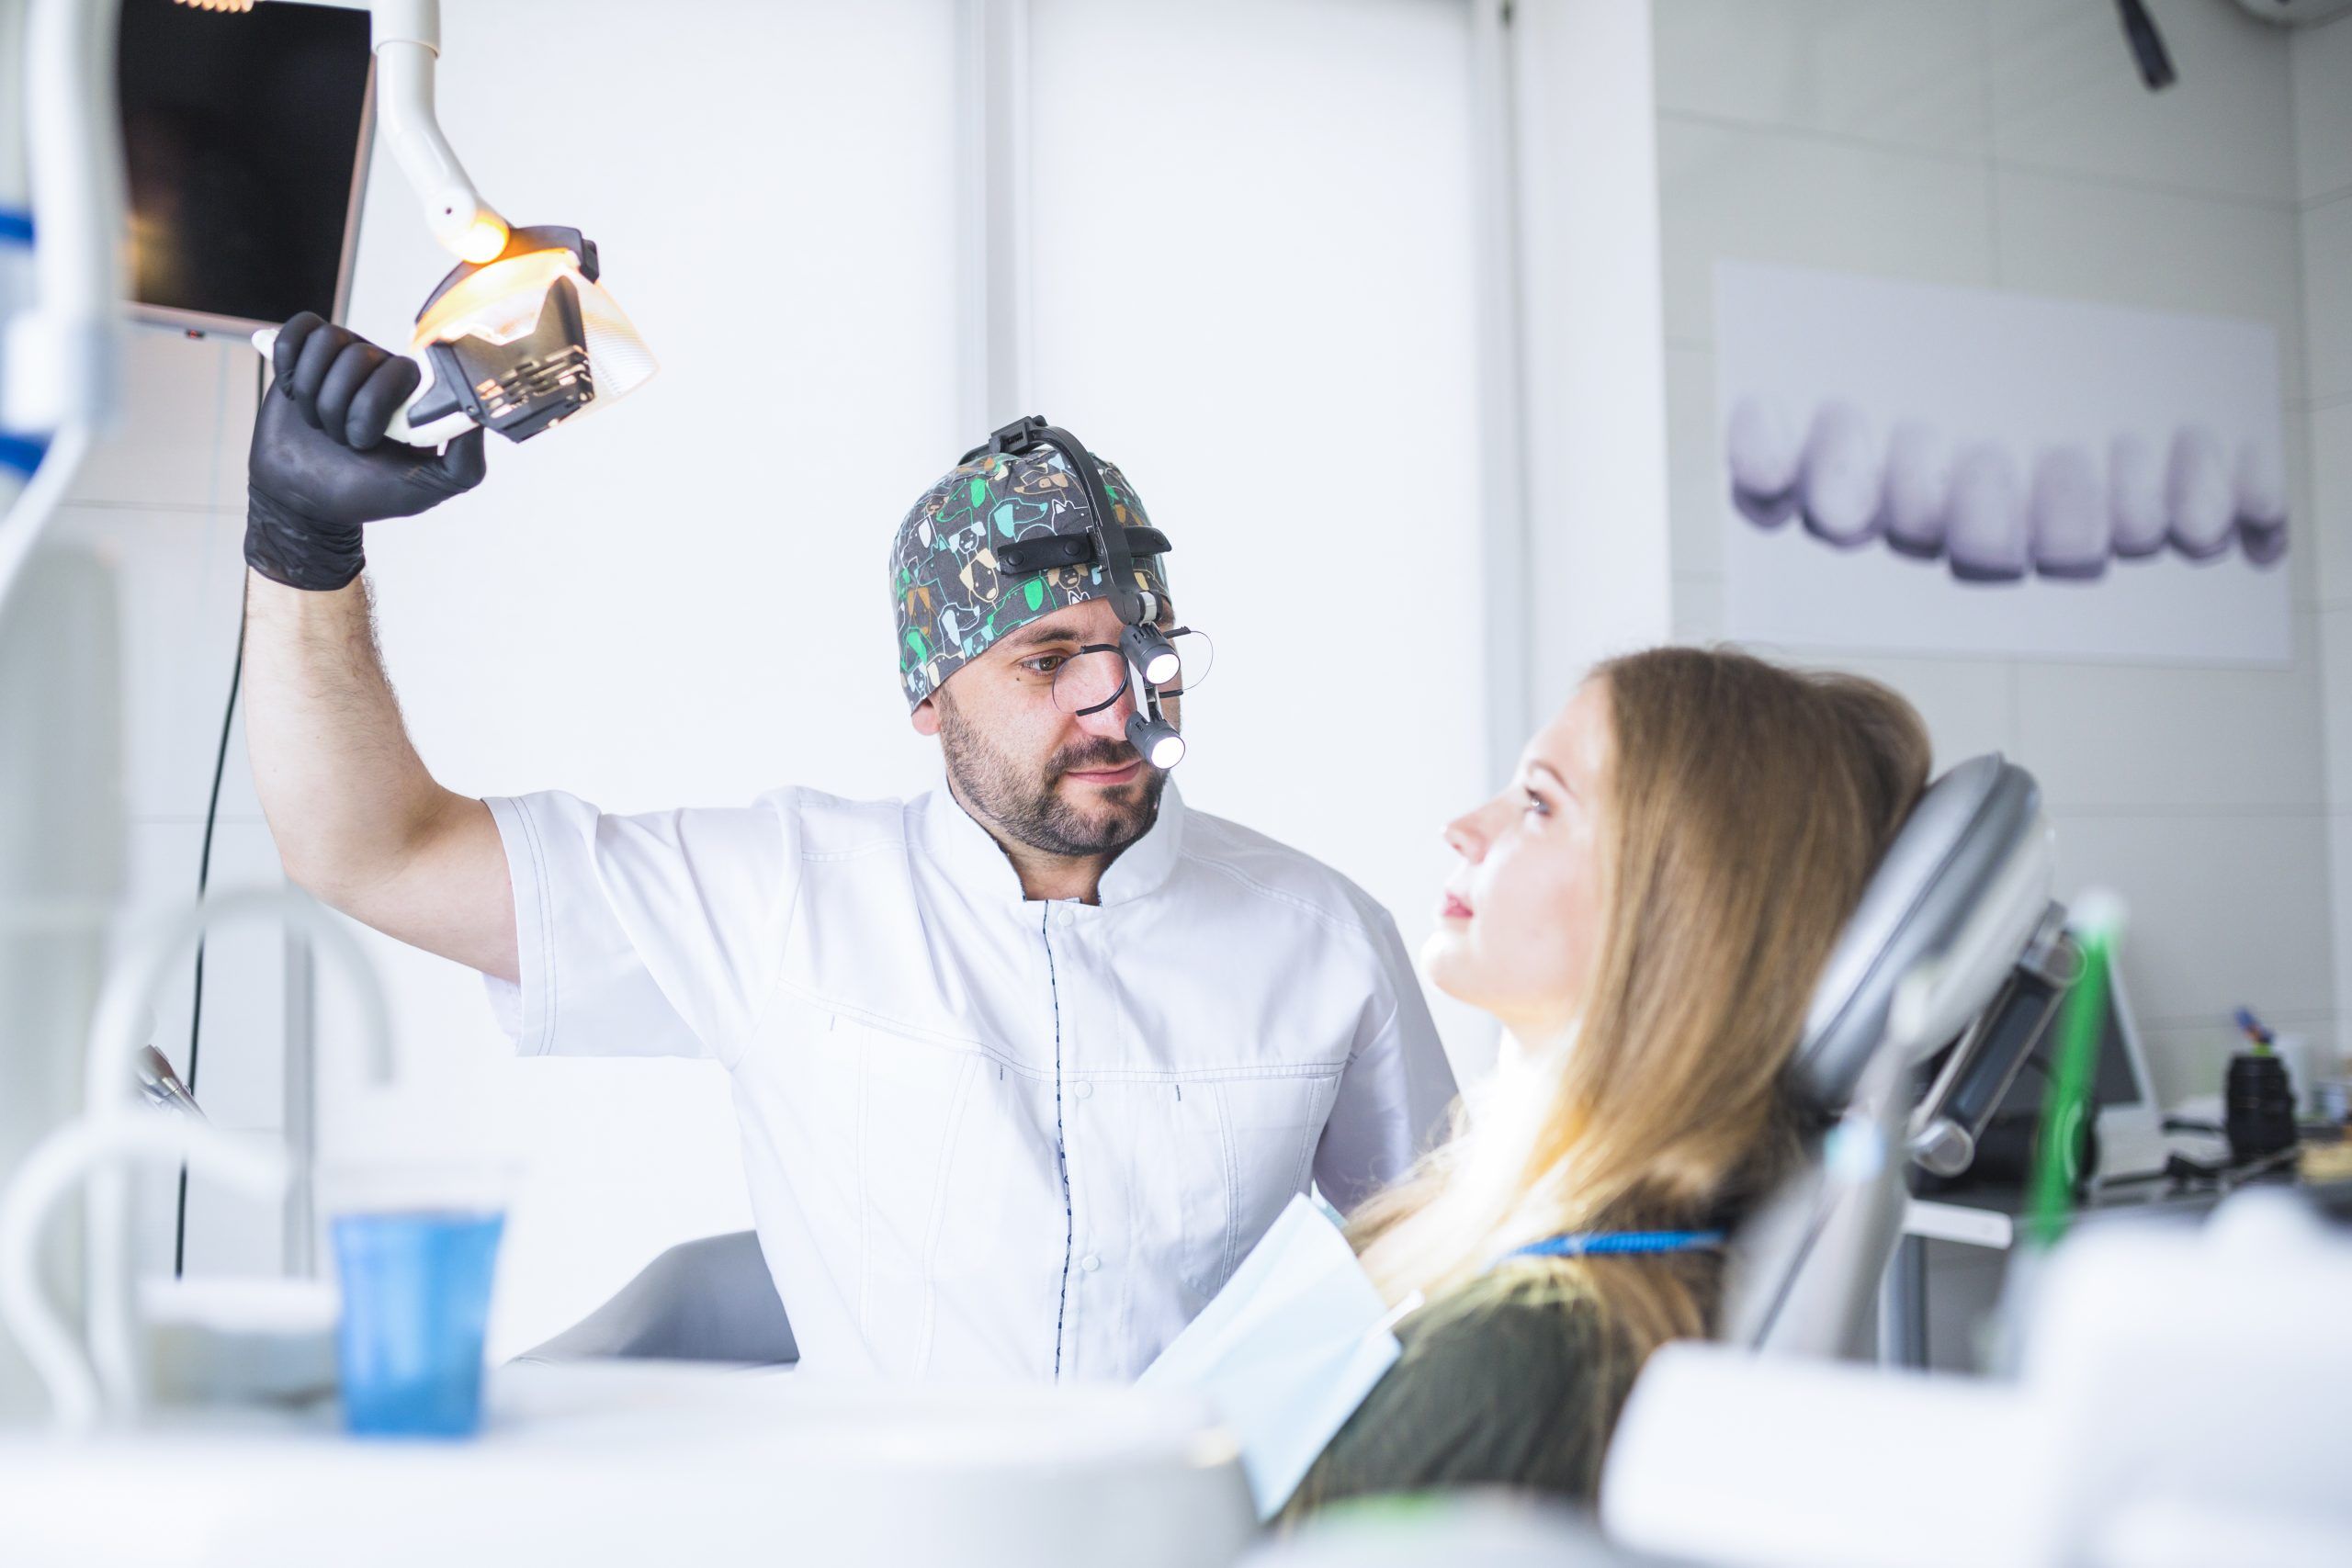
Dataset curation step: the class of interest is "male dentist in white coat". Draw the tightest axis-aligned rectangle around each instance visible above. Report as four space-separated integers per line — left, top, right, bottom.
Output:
238 314 1458 1381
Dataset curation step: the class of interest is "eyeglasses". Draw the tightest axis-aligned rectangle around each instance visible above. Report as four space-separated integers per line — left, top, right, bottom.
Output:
1047 627 1215 716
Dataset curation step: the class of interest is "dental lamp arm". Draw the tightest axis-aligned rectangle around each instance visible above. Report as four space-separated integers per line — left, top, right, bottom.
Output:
367 0 510 263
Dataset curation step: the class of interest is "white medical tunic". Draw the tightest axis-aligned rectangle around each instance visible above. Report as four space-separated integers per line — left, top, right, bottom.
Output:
482 780 1456 1383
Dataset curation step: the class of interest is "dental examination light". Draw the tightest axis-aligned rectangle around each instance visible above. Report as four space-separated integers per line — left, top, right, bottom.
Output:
971 415 1193 770
214 0 657 445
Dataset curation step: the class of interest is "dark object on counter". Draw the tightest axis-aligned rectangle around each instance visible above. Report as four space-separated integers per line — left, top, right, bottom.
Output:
2225 1052 2298 1164
1965 1106 2099 1193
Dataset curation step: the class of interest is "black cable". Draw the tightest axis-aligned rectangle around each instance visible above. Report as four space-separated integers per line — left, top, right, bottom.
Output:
172 358 259 1277
2116 0 2177 92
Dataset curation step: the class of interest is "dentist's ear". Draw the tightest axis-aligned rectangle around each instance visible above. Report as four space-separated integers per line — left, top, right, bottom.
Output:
910 696 943 738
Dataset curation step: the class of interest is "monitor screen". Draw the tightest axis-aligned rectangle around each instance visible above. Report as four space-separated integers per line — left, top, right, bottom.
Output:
1995 960 2152 1117
118 0 374 334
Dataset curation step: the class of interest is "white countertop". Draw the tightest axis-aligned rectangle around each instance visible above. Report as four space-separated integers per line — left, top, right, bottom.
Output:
0 1361 1257 1568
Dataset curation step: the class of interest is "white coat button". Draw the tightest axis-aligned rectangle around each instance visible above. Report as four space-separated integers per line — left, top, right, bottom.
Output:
1080 1253 1101 1272
1072 1079 1092 1100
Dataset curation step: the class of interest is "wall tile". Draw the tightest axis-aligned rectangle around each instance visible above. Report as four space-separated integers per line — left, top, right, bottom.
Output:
2136 1021 2249 1112
1665 344 1723 578
1987 0 2296 205
2305 192 2352 404
2016 611 2330 813
2051 809 2336 1026
2313 398 2352 608
2291 14 2352 204
50 508 256 824
1656 118 1996 346
2333 814 2352 1062
1672 570 1726 642
69 328 251 513
1995 167 2305 401
2324 604 2352 810
1652 0 1992 156
1770 650 2017 776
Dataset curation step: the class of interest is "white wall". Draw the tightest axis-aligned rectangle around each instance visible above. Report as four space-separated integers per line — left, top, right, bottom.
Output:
1650 0 2342 1107
2295 16 2352 1113
1023 0 1497 1066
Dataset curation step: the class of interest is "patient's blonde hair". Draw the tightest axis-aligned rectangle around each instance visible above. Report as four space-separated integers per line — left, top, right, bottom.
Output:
1355 647 1930 1361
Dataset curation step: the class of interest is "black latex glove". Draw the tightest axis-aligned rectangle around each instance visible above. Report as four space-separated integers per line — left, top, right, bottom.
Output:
244 312 488 592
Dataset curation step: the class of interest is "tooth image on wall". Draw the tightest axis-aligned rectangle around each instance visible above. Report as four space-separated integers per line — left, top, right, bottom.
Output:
1945 442 2028 583
2109 433 2166 558
1727 394 1803 527
1883 421 1951 559
1797 400 1884 547
2233 437 2289 567
2029 445 2109 581
2165 425 2234 561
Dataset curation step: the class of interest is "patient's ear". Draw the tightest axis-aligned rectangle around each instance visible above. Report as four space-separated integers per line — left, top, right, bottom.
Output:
910 697 942 738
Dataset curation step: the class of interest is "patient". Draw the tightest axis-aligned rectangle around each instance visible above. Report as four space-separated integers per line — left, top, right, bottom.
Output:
1284 645 1929 1517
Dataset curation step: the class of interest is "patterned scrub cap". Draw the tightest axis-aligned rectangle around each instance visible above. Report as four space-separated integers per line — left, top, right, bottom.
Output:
891 441 1171 709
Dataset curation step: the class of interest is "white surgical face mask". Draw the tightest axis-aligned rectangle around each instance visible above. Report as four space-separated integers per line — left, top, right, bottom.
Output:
1136 1195 1419 1519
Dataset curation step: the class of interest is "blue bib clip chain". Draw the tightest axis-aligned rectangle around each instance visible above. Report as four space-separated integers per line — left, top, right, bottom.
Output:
1503 1229 1727 1263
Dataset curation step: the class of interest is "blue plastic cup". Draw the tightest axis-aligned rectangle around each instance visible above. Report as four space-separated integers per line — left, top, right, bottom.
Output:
332 1208 505 1438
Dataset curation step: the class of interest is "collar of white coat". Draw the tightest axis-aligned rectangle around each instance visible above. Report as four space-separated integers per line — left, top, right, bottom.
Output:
922 771 1189 910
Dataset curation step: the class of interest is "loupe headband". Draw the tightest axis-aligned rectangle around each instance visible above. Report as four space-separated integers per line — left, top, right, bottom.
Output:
964 415 1189 769
962 415 1170 626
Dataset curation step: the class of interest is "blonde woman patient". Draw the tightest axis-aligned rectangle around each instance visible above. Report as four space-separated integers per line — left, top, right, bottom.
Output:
1283 645 1931 1517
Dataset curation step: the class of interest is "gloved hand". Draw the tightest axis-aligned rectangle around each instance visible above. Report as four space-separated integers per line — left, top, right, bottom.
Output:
244 312 487 592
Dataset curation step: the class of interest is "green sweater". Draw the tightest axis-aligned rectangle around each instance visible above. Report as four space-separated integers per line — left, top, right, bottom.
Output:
1279 1269 1649 1524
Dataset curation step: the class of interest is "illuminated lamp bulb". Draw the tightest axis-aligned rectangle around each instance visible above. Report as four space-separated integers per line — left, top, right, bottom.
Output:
456 216 511 264
1128 716 1185 771
1122 624 1180 688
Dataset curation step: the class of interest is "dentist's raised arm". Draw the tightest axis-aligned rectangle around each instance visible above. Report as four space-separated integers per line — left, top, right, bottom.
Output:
239 313 519 983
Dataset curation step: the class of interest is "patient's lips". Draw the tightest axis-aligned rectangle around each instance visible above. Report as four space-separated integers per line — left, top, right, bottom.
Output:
1439 892 1473 921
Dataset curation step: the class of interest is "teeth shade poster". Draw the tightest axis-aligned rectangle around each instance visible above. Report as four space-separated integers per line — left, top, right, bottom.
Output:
1717 261 2290 665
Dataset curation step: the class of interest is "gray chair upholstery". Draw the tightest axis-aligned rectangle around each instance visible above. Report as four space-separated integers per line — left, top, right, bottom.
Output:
513 1229 797 1367
1720 754 2057 1361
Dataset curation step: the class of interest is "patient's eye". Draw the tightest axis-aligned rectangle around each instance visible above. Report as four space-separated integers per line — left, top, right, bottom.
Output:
1521 787 1550 818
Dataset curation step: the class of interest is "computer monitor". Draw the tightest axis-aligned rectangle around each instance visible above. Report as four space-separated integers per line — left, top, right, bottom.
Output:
117 0 375 337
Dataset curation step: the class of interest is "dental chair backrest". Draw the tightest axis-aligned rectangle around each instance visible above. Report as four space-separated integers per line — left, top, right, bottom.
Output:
1718 754 2058 1361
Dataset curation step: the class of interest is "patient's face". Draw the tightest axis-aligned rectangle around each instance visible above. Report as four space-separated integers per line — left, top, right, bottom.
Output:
1423 679 1611 1041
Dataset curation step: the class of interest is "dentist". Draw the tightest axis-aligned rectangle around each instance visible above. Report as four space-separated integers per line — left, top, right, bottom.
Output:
238 314 1457 1382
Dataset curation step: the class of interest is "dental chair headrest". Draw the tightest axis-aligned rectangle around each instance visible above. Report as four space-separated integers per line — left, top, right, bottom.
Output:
1787 754 2048 1115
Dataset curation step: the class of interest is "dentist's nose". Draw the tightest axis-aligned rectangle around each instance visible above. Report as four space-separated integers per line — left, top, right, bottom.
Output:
1076 676 1138 741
